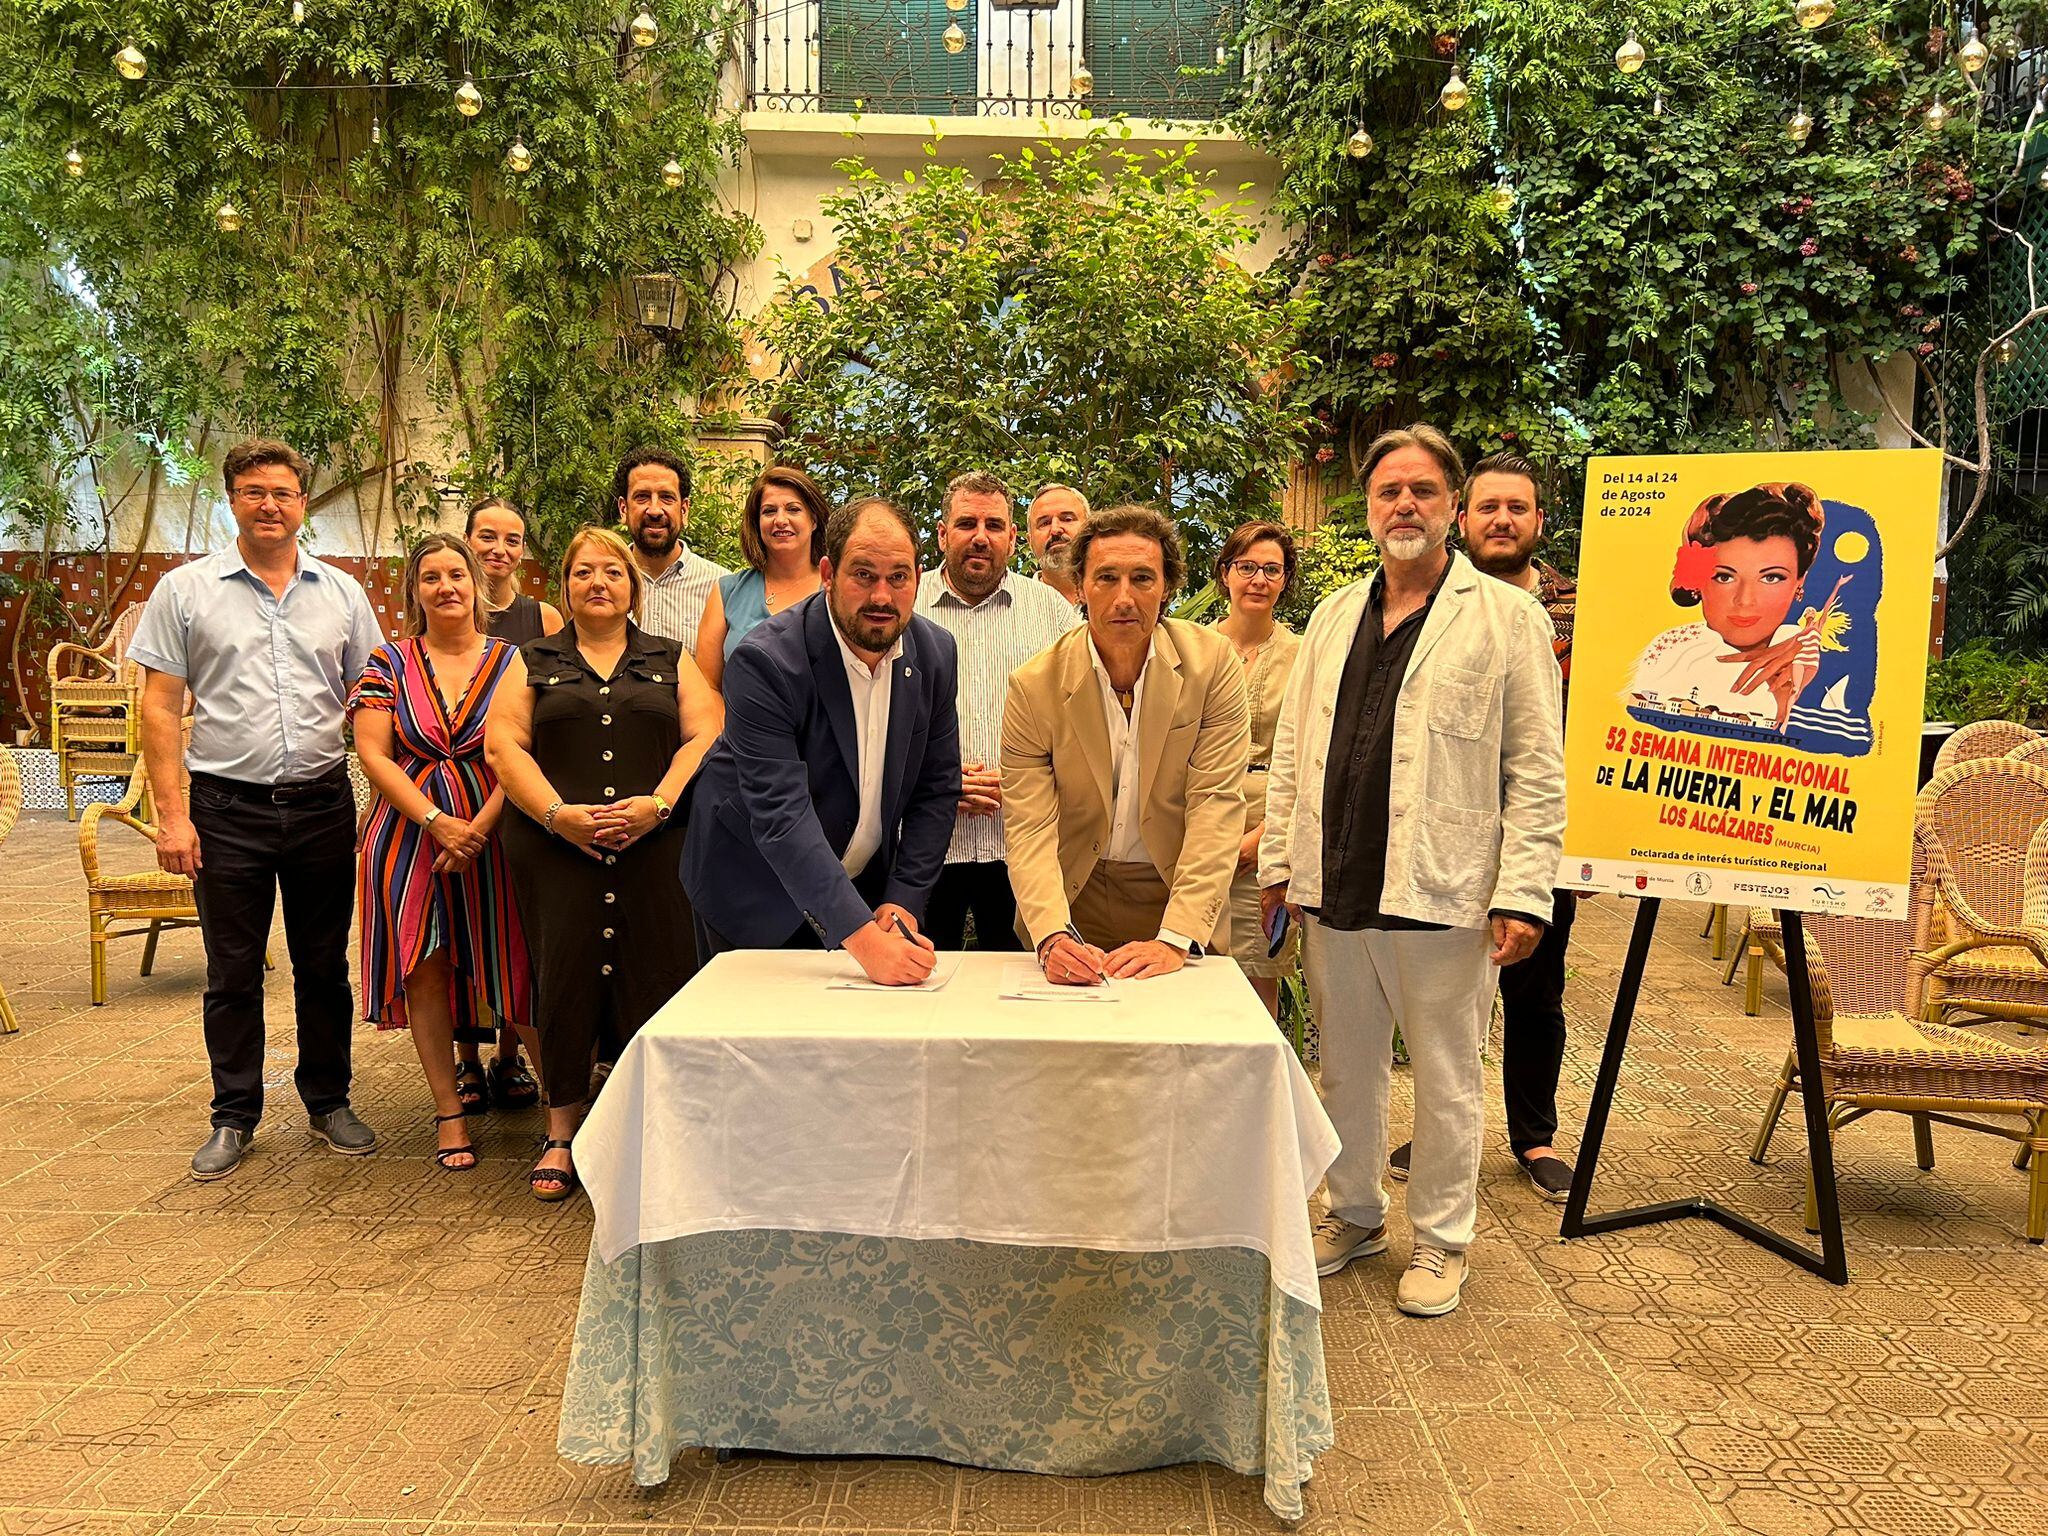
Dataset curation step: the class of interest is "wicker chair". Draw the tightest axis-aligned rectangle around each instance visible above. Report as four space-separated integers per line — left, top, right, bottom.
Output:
0 746 20 1033
79 749 201 1006
1930 717 2041 779
47 603 148 819
1914 758 2048 1031
2008 735 2048 768
1750 855 2048 1244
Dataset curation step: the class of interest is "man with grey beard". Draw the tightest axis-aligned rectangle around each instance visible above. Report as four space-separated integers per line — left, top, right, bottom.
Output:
1259 424 1565 1318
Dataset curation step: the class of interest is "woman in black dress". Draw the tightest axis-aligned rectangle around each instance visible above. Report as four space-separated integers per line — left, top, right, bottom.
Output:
455 497 564 1113
485 526 723 1199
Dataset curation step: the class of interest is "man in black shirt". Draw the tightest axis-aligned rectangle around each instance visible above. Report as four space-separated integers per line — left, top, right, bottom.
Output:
1260 425 1565 1317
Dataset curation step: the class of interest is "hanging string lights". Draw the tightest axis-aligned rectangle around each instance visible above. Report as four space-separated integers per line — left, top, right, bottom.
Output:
1615 32 1646 75
1793 0 1834 30
113 42 146 79
1439 62 1470 113
1345 128 1374 159
454 74 484 116
629 9 659 47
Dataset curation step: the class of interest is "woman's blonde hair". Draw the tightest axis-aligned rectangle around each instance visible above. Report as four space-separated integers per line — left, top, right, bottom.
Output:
400 533 489 638
558 524 645 622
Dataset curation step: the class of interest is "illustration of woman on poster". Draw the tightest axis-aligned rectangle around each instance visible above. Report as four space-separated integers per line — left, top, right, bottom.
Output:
1626 482 1879 756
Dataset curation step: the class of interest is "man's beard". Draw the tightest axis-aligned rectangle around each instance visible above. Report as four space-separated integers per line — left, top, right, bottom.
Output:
835 596 909 654
1469 544 1535 580
633 521 677 557
1379 529 1436 562
947 552 1003 602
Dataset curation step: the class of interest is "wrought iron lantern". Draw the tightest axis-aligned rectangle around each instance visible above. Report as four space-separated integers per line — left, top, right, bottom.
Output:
633 273 687 334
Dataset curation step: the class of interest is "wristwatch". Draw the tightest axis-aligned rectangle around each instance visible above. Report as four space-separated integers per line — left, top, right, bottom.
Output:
652 794 672 822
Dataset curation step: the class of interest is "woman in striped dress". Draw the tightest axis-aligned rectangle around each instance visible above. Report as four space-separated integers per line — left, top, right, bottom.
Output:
350 534 534 1171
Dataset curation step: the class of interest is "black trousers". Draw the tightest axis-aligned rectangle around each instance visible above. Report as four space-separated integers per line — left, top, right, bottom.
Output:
923 861 1024 952
188 770 358 1132
1499 887 1577 1156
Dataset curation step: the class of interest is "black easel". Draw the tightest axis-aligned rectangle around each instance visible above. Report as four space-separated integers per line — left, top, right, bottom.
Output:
1559 897 1849 1285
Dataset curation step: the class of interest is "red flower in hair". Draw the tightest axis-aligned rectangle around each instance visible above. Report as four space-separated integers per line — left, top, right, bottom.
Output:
1671 543 1718 592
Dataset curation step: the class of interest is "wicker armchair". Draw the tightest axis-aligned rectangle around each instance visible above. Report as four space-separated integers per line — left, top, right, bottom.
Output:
1930 717 2041 779
2009 736 2048 768
1914 758 2048 1030
79 750 201 1006
47 603 148 819
1749 855 2048 1244
0 746 20 1033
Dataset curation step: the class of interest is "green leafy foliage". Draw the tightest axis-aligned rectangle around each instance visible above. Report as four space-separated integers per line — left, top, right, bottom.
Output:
1925 638 2048 724
752 135 1314 566
0 0 758 565
1235 0 2023 542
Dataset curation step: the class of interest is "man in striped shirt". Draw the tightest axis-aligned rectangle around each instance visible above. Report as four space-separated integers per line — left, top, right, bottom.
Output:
915 471 1082 950
615 444 729 658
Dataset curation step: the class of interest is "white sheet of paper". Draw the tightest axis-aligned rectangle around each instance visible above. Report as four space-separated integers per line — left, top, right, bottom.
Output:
997 959 1124 1003
826 951 964 993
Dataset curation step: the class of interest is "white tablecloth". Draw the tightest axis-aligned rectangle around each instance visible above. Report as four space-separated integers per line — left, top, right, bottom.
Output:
574 951 1341 1309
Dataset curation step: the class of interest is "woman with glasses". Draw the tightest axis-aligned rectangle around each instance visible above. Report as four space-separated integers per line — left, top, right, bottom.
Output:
1209 521 1302 1018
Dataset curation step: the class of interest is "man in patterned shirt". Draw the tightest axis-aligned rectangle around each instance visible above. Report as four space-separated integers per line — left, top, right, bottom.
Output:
1383 451 1582 1203
614 444 729 659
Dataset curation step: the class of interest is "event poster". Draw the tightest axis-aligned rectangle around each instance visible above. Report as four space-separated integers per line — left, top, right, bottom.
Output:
1560 449 1940 917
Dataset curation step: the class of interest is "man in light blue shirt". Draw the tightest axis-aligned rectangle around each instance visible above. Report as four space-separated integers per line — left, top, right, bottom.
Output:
130 437 385 1180
914 471 1080 950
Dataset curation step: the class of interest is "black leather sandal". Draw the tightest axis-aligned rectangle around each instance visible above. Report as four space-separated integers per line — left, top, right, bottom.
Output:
453 1062 489 1115
433 1110 478 1172
488 1054 540 1111
530 1138 579 1202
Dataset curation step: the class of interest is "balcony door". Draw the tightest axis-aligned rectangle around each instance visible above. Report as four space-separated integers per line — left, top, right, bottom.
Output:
1083 0 1235 117
818 0 978 114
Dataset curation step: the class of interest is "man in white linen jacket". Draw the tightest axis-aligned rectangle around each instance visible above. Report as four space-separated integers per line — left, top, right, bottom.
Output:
1259 422 1565 1319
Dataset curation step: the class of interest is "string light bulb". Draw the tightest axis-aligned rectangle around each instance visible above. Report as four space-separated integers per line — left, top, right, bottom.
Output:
113 42 147 80
661 157 685 188
945 0 966 9
370 115 382 144
1439 65 1470 112
1788 106 1813 146
1925 95 1950 130
216 200 243 232
1215 43 1229 68
1960 33 1989 75
1653 92 1665 117
1073 59 1094 96
1996 335 2018 365
1345 128 1374 159
1489 181 1516 217
1793 0 1834 30
1615 33 1646 74
630 9 658 47
455 75 484 116
2038 165 2048 191
64 145 85 176
943 21 966 53
291 0 305 23
506 136 533 173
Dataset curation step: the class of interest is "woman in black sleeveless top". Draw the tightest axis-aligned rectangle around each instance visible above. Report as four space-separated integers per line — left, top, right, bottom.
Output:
461 497 563 1110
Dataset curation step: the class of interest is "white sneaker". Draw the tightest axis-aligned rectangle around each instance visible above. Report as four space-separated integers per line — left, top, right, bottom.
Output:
1395 1244 1468 1316
1312 1214 1388 1276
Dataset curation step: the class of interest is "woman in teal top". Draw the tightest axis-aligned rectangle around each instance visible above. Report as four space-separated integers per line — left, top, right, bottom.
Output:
695 465 829 691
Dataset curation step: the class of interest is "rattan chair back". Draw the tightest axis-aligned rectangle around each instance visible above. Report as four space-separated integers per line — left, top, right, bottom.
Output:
1932 718 2041 777
1915 757 2048 931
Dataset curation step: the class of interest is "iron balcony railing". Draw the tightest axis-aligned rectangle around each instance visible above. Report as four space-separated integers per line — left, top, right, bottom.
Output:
745 0 1243 120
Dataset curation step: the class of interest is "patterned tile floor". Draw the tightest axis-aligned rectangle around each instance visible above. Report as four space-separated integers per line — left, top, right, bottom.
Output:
1 811 2044 1536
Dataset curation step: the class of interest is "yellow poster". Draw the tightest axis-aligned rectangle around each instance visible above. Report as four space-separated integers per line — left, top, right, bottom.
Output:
1561 449 1939 917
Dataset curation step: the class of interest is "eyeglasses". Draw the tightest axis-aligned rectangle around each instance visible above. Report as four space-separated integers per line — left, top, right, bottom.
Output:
231 487 304 507
1228 560 1286 582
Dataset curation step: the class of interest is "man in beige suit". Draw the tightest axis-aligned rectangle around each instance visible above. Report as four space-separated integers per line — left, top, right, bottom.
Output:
1001 504 1250 983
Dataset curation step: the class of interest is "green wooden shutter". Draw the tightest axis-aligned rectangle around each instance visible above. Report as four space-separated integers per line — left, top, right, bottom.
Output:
1084 0 1235 118
818 0 977 114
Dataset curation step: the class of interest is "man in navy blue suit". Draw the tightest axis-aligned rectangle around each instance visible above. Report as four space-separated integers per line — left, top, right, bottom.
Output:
683 495 962 985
